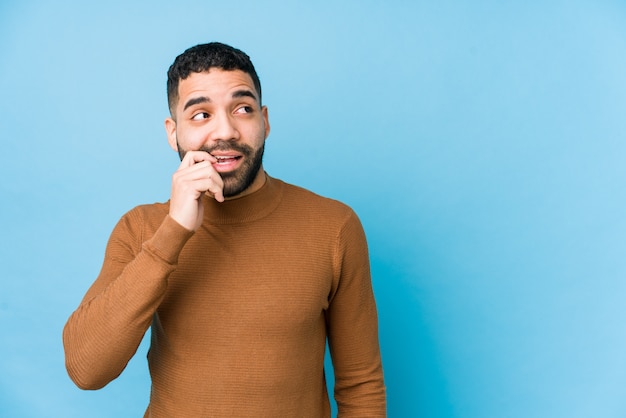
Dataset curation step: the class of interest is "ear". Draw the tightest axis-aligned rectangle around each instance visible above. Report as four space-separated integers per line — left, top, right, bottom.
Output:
262 106 270 140
165 117 178 152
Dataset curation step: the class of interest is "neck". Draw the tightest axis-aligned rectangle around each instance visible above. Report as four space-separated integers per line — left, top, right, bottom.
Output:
202 174 283 224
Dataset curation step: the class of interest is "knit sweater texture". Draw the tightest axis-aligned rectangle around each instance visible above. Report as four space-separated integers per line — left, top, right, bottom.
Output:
63 175 386 417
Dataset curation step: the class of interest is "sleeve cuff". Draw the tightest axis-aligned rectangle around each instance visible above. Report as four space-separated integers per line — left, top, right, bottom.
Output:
144 215 195 265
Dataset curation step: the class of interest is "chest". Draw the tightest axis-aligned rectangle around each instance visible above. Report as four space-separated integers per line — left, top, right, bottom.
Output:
157 221 335 338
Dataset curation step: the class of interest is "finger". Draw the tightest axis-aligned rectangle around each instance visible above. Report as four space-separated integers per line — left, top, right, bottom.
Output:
173 163 224 201
207 176 225 202
179 150 217 168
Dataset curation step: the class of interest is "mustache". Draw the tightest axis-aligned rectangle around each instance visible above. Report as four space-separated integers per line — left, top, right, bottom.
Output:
199 141 254 156
176 141 254 161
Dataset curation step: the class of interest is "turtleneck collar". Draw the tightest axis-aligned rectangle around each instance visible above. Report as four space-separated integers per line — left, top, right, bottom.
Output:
201 173 283 225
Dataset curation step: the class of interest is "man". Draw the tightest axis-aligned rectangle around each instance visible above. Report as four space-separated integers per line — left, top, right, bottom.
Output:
63 42 386 417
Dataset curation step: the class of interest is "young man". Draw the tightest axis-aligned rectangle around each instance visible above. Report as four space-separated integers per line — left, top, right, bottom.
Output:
63 42 386 417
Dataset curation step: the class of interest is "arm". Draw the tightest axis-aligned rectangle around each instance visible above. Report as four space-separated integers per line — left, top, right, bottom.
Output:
63 150 222 389
62 211 193 389
327 210 387 417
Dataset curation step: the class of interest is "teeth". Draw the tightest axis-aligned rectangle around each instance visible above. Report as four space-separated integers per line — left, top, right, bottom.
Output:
215 156 237 162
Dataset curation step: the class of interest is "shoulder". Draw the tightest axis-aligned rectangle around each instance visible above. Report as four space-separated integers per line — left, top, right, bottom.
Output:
112 200 170 240
122 200 169 223
272 177 361 226
275 178 351 211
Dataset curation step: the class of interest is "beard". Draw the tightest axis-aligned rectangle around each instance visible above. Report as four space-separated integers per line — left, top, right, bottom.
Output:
177 140 265 198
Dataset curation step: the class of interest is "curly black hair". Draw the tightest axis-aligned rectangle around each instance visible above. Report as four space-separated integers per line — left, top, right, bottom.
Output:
166 42 262 116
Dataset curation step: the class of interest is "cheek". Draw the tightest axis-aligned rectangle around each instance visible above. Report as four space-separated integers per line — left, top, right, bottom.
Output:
245 123 268 145
176 127 208 150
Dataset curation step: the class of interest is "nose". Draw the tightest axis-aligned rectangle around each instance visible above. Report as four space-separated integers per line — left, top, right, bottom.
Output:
209 110 240 142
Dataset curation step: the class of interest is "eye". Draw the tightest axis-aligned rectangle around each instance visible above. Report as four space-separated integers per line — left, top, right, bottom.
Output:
191 112 210 121
234 105 254 115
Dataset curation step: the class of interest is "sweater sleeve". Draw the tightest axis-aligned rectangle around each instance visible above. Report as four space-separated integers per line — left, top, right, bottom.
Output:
62 208 194 390
327 209 387 417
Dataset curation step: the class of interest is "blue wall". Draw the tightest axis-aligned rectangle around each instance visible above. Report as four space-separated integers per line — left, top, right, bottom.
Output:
2 1 626 416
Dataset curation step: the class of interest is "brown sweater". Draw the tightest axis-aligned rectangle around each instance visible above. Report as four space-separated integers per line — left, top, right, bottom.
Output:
63 175 386 417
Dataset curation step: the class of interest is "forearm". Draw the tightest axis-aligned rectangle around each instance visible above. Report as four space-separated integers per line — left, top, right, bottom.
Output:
63 249 171 389
63 213 193 389
331 304 386 417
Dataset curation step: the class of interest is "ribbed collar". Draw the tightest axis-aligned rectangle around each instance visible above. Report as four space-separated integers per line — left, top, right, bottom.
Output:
201 173 283 225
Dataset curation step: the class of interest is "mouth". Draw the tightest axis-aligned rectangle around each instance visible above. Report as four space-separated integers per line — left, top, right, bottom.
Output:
213 155 242 164
211 154 243 172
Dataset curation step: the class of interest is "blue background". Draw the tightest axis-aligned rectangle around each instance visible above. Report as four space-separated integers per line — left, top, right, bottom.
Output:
2 0 626 417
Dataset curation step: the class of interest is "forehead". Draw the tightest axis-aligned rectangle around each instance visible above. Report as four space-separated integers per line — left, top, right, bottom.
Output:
177 69 258 104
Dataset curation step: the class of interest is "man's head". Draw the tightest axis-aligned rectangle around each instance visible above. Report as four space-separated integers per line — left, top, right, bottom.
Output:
167 42 262 119
164 42 270 199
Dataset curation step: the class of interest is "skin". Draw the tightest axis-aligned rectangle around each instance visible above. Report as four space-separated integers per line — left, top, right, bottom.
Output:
164 69 270 231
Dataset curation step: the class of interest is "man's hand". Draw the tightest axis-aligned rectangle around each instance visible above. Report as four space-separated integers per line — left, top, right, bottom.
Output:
169 151 224 231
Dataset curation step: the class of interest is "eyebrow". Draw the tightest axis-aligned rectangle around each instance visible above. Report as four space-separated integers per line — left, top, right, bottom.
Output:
183 96 210 112
182 89 259 112
232 89 258 101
